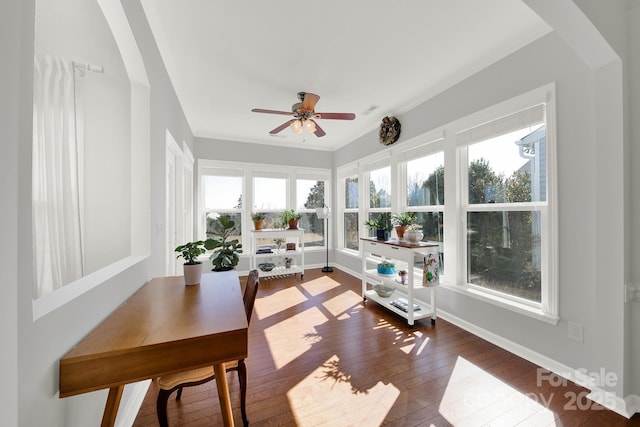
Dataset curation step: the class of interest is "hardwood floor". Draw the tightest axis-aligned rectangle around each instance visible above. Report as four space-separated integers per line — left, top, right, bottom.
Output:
133 268 640 426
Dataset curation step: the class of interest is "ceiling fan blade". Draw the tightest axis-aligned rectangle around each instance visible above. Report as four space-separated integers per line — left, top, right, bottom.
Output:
252 108 293 116
300 93 320 111
269 119 296 134
312 121 326 137
314 112 356 120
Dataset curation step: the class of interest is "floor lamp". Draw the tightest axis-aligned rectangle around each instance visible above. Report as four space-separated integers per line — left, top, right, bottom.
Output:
316 206 333 273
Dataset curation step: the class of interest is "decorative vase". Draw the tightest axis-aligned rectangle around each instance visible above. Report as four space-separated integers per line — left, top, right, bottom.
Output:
284 257 292 268
288 219 299 229
395 225 408 240
183 263 203 286
406 230 424 244
253 219 264 230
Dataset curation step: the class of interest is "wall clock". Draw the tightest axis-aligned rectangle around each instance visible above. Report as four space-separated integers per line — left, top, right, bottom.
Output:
379 116 401 146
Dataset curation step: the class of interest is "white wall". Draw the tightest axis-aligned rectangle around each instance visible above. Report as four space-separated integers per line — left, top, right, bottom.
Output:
627 0 640 399
0 0 28 424
1 0 194 425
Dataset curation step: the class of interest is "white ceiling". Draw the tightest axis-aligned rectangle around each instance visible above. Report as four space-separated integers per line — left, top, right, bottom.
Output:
141 0 551 151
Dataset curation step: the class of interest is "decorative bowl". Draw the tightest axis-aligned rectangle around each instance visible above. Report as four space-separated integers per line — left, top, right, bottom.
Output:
258 262 275 272
373 285 395 298
377 264 397 275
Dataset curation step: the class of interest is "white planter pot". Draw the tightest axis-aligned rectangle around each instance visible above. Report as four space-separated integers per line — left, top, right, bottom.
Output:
183 263 204 286
406 230 424 243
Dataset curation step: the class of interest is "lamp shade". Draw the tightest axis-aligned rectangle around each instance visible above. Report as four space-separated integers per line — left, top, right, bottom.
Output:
316 206 331 219
290 119 303 134
303 119 316 133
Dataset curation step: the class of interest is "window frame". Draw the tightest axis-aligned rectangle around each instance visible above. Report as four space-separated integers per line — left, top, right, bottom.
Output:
198 160 331 254
334 83 557 323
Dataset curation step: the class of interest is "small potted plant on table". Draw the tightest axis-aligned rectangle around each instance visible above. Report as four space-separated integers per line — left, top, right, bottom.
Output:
391 212 416 240
281 209 302 229
364 213 392 241
174 240 206 285
252 212 265 230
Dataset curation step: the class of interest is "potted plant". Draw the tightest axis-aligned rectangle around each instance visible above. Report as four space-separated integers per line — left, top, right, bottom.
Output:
391 212 416 240
377 258 396 275
364 213 392 241
398 269 408 284
204 215 243 271
281 209 302 229
174 240 206 285
252 212 265 230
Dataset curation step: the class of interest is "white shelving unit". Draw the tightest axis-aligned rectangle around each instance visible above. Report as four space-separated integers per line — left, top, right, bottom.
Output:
250 228 305 278
361 237 439 326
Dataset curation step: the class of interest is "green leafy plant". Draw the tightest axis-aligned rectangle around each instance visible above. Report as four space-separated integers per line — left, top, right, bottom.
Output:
280 209 302 223
363 214 392 232
251 212 265 221
174 241 206 265
391 212 416 226
204 215 243 271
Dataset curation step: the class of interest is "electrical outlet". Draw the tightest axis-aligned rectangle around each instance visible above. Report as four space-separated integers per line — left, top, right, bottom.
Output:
568 321 583 342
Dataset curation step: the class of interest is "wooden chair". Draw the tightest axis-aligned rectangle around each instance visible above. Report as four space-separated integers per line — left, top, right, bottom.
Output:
156 270 259 427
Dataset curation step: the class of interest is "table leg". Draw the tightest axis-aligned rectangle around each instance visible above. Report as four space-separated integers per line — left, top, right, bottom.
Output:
214 363 235 427
101 384 124 427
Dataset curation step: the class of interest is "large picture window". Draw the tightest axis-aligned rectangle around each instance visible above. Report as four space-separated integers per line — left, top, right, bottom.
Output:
464 124 546 303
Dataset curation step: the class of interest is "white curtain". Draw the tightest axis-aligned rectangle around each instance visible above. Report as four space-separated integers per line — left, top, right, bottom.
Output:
32 56 84 298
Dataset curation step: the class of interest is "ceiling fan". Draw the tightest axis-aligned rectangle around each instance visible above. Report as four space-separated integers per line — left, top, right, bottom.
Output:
251 91 356 138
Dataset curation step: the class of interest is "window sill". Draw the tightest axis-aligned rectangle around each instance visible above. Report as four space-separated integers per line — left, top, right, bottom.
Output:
439 282 559 325
32 255 148 321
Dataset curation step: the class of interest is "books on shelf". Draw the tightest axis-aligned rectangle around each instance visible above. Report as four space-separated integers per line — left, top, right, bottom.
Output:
256 246 273 254
390 298 421 313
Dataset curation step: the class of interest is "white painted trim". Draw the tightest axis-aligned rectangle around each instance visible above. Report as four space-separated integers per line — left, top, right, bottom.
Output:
32 255 147 321
115 380 151 427
586 389 638 419
439 283 559 325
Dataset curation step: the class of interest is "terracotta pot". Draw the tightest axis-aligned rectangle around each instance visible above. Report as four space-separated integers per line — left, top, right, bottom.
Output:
395 225 408 239
183 263 203 286
253 219 264 230
288 218 299 229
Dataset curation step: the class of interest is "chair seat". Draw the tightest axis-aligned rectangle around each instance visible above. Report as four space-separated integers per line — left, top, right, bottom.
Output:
158 360 240 390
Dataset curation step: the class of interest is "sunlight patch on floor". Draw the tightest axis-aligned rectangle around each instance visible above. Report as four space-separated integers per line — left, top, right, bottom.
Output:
254 285 308 319
439 356 557 426
321 289 362 318
287 354 400 426
264 306 328 369
300 276 341 296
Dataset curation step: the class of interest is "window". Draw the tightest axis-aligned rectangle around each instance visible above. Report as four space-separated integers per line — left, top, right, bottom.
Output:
335 84 556 322
253 176 287 228
199 161 330 254
203 174 243 241
296 179 326 247
464 124 546 304
343 176 359 250
405 152 445 272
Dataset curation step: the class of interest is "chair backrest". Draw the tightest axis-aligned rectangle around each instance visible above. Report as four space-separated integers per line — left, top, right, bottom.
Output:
243 270 259 324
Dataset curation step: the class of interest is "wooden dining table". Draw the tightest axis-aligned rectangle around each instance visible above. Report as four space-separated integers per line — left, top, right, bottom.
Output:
59 271 248 427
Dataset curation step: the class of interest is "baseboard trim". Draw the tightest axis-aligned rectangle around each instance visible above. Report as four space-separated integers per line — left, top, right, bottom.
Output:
115 380 152 427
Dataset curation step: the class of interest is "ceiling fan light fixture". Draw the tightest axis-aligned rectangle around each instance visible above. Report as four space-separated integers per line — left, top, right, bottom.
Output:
291 119 303 134
303 119 316 133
